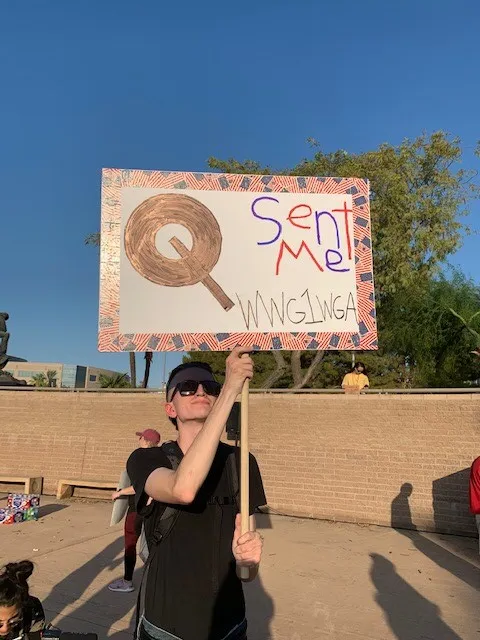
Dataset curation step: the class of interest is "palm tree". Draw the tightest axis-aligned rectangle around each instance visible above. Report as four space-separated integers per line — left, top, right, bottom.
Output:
99 373 131 388
85 232 150 387
31 373 48 387
128 351 137 388
46 370 58 388
142 351 153 388
450 309 480 356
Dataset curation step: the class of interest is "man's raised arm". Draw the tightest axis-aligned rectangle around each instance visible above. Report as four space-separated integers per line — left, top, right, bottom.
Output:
145 346 252 505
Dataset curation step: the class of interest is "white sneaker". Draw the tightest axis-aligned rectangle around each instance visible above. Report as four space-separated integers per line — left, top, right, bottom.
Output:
108 578 134 593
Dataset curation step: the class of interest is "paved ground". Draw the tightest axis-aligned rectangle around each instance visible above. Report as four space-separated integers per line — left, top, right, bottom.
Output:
1 495 479 639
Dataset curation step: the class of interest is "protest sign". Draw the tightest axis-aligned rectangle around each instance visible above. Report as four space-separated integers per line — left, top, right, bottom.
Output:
99 169 377 352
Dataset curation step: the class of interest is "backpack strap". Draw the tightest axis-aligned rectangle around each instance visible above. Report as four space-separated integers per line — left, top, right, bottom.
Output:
134 441 183 639
227 448 240 512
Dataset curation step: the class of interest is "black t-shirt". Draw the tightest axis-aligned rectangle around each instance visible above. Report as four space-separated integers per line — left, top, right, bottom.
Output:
127 442 266 640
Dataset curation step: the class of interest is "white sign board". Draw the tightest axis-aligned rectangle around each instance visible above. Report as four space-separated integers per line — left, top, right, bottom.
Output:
99 170 377 352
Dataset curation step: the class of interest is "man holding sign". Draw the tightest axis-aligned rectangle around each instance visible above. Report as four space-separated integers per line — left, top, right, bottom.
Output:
127 347 266 640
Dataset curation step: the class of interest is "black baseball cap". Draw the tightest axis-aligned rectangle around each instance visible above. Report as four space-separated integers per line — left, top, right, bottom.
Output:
166 362 216 399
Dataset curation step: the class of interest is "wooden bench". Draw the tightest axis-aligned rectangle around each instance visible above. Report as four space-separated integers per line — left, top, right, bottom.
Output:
56 479 117 500
0 476 43 494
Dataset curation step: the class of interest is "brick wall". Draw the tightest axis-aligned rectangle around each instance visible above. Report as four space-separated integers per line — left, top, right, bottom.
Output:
1 390 478 535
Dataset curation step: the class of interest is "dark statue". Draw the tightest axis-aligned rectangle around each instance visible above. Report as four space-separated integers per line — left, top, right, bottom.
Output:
0 313 27 387
0 312 10 369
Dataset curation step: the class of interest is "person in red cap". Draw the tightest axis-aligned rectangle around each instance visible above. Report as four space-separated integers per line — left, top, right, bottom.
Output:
108 429 161 593
136 429 161 445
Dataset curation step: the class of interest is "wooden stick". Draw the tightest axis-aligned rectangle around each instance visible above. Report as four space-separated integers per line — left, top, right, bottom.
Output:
169 237 235 311
237 378 250 580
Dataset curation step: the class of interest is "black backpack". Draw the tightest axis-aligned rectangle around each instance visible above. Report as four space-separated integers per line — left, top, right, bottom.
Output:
137 441 184 564
134 441 240 638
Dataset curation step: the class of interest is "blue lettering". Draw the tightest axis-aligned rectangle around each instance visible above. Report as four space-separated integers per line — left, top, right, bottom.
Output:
251 196 282 245
315 211 340 249
326 249 349 273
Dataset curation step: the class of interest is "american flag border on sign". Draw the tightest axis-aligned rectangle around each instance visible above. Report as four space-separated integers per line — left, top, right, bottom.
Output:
98 169 377 352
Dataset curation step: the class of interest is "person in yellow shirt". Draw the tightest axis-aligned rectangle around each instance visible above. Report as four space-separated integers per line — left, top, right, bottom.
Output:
342 362 369 391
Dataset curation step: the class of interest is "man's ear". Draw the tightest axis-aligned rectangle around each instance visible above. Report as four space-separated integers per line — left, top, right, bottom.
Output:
165 402 177 420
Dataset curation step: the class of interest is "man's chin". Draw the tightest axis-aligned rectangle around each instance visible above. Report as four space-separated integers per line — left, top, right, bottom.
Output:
186 410 211 423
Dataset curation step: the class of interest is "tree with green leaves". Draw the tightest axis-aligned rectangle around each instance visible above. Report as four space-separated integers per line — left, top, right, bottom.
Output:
449 308 480 363
31 372 48 387
182 349 409 389
99 372 131 388
381 271 480 387
46 370 58 388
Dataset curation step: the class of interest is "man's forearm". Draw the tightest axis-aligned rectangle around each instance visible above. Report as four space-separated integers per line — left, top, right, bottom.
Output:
145 385 239 504
171 385 238 503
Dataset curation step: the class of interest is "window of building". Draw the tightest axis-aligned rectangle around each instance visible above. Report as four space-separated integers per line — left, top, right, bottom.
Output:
76 367 87 387
17 371 42 378
61 365 77 388
89 374 97 382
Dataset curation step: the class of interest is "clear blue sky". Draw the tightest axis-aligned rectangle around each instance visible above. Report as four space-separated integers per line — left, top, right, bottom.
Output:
1 0 479 385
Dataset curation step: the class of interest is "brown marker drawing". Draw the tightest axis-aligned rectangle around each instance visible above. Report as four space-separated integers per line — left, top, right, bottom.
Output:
124 193 234 311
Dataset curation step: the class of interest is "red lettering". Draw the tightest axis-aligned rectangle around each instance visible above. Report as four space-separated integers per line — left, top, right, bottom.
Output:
332 201 353 260
275 240 324 275
287 204 312 229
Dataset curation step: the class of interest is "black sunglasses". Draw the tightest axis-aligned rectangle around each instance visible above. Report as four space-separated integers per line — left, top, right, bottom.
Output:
169 379 222 400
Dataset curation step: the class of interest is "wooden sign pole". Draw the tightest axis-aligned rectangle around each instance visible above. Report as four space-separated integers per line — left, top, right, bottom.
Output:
237 377 250 580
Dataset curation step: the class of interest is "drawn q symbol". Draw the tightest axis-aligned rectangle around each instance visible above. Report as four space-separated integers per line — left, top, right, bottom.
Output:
124 193 234 311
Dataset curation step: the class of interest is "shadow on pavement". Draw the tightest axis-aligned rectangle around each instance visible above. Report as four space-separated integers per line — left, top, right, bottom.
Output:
41 536 128 635
370 553 461 640
38 504 70 519
244 573 275 640
255 511 273 530
391 483 480 591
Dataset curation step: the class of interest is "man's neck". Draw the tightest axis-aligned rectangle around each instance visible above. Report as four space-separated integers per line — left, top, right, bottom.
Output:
177 421 205 454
